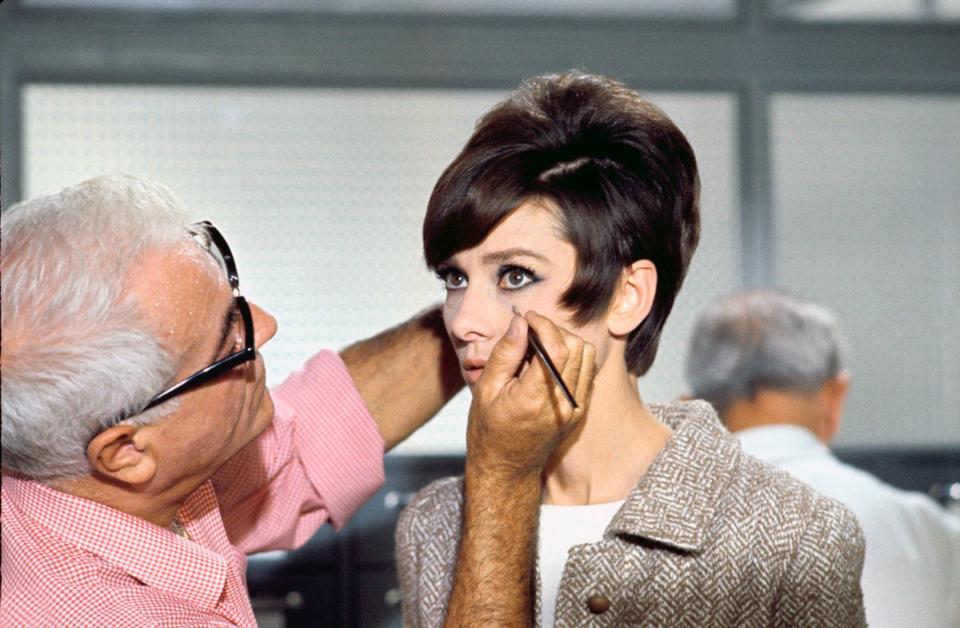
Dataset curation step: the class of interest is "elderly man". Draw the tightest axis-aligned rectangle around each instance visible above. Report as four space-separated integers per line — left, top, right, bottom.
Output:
686 289 960 628
1 175 593 625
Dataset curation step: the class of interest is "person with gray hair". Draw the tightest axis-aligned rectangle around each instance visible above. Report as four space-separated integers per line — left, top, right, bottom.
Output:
686 289 960 628
686 289 848 440
1 174 594 625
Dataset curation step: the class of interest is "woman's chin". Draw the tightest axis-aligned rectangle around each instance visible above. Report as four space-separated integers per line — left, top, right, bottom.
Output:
463 368 484 386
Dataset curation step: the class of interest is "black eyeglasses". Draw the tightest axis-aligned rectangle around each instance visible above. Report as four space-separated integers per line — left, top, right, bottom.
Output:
133 221 256 418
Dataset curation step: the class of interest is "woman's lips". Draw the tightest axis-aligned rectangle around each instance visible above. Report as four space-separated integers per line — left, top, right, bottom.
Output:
462 359 486 385
464 367 484 385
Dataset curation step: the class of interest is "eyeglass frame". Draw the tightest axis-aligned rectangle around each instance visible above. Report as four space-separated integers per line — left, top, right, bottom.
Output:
129 220 256 420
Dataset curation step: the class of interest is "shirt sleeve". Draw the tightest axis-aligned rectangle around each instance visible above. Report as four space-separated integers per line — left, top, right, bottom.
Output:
212 350 385 554
774 498 867 628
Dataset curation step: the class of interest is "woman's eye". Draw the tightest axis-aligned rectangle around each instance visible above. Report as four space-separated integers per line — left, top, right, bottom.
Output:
439 269 467 290
499 266 537 290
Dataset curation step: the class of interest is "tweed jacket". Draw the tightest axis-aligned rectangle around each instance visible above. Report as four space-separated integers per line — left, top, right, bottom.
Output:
395 400 866 627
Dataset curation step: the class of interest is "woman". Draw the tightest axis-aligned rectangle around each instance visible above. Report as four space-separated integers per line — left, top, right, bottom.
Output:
396 71 865 627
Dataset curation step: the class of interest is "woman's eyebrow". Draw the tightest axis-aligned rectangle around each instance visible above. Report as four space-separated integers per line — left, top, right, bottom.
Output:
481 248 550 265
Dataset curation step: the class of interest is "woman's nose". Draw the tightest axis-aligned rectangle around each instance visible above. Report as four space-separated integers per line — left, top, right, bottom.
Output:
250 301 278 349
446 287 503 344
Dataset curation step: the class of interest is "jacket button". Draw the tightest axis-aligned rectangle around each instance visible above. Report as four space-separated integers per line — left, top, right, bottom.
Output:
587 594 610 614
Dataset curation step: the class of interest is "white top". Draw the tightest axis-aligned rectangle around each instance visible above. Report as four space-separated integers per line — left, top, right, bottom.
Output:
538 500 625 628
737 425 960 628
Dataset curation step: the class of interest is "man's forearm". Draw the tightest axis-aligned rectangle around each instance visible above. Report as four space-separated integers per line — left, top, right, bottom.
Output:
445 464 541 627
340 306 464 450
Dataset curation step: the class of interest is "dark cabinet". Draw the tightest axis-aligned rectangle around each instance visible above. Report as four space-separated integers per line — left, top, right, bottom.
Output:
247 456 463 628
248 449 959 626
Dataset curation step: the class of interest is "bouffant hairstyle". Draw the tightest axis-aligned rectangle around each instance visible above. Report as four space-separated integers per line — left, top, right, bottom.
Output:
423 71 700 375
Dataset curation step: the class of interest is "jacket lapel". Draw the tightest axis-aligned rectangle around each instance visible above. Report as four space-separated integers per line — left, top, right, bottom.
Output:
604 401 741 553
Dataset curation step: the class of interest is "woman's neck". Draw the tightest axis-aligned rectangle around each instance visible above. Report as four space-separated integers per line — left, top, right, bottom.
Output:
541 360 671 506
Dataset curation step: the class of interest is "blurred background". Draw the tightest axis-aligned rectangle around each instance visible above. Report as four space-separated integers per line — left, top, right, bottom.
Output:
1 1 958 625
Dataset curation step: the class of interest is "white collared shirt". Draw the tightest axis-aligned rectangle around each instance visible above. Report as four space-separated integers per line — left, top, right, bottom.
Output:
737 425 960 628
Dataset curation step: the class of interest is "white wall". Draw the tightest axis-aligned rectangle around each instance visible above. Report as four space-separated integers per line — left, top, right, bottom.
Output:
771 94 960 447
22 84 741 453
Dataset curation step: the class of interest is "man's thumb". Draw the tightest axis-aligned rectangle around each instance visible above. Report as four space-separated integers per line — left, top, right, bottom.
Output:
482 313 529 391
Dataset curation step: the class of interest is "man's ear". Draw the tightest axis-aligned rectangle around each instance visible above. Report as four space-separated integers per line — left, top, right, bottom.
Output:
87 424 157 486
818 372 851 444
607 260 657 337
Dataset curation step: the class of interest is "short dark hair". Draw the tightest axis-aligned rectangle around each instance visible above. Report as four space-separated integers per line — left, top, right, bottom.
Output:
423 71 700 374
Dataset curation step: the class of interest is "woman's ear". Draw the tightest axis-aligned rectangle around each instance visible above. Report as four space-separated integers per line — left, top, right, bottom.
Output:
87 424 157 486
607 260 657 337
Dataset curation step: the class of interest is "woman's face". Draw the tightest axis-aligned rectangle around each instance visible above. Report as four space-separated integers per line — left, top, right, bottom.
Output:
437 200 609 388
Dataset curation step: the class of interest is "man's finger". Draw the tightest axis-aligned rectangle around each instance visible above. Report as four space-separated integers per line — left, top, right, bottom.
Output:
558 331 584 404
481 312 529 392
523 310 570 374
513 311 583 413
573 341 598 413
549 341 596 443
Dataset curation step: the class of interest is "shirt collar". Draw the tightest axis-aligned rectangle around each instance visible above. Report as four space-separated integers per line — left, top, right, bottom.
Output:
604 400 741 553
2 473 229 610
735 424 830 467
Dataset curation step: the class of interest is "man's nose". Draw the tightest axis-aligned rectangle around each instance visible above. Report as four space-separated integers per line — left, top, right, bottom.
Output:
249 302 278 348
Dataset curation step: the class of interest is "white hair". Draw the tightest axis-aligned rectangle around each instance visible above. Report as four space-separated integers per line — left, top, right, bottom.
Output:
1 175 190 479
685 289 846 416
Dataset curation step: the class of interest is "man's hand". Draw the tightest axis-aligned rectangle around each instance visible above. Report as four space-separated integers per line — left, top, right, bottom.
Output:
466 310 595 479
445 310 597 628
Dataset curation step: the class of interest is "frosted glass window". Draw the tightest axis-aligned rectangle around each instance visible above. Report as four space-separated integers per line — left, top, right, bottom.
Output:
771 94 960 447
23 84 739 454
635 93 741 407
21 0 736 19
770 0 960 22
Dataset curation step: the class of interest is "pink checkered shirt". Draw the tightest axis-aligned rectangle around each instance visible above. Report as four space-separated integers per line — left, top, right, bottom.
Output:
1 350 386 627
